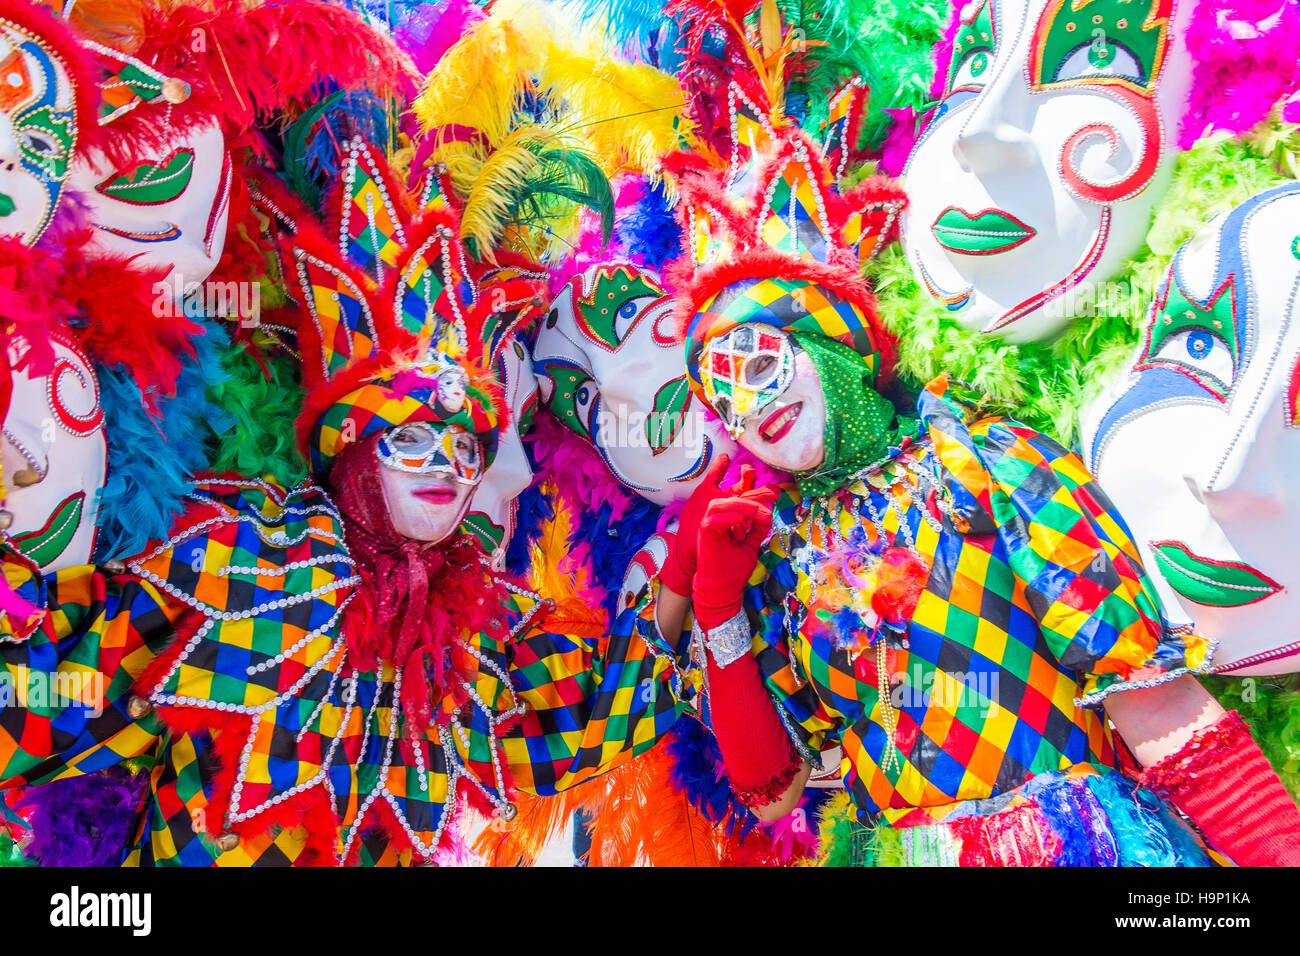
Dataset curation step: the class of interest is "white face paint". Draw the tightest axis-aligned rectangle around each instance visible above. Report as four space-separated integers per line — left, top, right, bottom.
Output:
723 338 826 474
70 122 231 296
0 19 79 245
902 0 1196 342
1082 184 1300 675
2 333 106 571
377 462 475 544
463 338 538 568
534 261 738 505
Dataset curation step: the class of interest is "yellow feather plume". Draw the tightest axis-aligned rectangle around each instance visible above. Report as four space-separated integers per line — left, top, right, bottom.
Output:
412 0 551 152
539 45 693 179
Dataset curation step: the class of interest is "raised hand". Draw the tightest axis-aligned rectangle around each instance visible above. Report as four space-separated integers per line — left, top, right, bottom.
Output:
659 453 761 596
691 485 780 629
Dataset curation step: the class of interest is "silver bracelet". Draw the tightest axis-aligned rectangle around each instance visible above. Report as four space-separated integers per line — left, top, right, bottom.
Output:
693 609 752 668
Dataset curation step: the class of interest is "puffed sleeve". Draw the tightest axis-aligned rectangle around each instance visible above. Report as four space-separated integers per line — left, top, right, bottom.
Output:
0 561 184 787
500 587 687 796
922 381 1213 708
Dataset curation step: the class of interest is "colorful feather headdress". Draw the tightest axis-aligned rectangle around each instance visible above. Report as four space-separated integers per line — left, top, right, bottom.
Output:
409 0 689 260
663 0 907 403
289 137 546 481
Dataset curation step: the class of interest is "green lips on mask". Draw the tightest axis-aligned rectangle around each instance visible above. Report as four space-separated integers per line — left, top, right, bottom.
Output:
932 207 1037 255
1151 540 1281 608
0 192 15 217
462 512 506 553
11 492 85 567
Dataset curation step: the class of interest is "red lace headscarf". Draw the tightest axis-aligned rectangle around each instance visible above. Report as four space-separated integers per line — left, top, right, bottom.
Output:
329 433 507 737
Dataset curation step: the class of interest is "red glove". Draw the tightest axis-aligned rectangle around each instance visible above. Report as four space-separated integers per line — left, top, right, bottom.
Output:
659 454 760 597
691 485 798 807
1139 710 1300 866
692 487 779 629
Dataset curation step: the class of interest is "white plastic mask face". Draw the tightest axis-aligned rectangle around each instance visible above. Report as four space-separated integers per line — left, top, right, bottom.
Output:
2 333 107 571
902 0 1196 342
462 338 537 567
0 19 79 245
1082 184 1300 674
534 262 737 505
71 122 231 295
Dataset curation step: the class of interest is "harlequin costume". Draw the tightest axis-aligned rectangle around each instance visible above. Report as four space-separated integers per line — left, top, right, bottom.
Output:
0 126 693 865
658 0 1300 866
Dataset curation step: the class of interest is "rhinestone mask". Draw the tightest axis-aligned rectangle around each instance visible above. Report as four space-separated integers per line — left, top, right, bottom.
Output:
700 325 796 438
376 422 485 485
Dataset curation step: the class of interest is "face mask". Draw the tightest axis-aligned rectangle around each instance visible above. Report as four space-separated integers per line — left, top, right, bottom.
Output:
376 422 484 485
0 19 79 245
700 324 797 439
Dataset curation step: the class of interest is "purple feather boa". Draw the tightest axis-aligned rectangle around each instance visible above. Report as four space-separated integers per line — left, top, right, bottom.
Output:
15 768 148 867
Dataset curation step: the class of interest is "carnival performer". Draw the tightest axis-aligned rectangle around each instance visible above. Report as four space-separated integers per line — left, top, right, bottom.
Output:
649 0 1300 866
0 124 691 863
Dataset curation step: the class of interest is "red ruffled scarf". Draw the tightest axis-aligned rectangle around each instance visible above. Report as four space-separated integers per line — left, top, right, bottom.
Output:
330 434 507 737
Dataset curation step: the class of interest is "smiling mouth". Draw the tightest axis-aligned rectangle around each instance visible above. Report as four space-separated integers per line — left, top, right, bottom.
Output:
932 207 1036 255
759 402 801 443
1151 540 1282 608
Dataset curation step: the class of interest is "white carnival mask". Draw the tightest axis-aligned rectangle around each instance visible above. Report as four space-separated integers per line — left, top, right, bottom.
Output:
2 332 107 572
462 336 538 568
534 261 738 506
0 15 79 245
902 0 1196 342
1082 183 1300 674
71 121 231 296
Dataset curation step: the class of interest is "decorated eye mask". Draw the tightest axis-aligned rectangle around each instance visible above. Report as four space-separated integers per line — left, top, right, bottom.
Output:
700 325 796 439
377 422 484 485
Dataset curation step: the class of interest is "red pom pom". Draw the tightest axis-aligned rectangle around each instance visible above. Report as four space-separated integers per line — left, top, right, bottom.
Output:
869 547 930 625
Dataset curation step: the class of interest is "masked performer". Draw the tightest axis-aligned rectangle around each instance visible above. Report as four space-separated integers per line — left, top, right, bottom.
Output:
0 131 690 864
656 0 1300 867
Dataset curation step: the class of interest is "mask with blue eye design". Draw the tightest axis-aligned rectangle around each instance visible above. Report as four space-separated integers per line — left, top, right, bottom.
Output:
1082 183 1300 675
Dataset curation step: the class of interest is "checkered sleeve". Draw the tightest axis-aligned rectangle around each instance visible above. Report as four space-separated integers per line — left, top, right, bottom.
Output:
500 617 686 797
953 416 1214 707
746 543 838 767
0 564 185 787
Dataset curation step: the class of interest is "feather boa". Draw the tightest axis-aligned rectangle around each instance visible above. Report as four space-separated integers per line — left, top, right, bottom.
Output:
12 768 148 867
94 320 228 561
472 733 793 866
67 0 415 157
204 343 307 490
1180 0 1300 146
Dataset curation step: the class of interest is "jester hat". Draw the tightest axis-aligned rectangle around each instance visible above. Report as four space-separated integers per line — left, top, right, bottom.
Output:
290 138 544 480
664 0 907 408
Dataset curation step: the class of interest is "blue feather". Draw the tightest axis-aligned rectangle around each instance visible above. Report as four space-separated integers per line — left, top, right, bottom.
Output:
557 0 682 71
570 496 663 622
616 180 681 270
93 321 231 561
504 481 555 578
666 715 761 839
